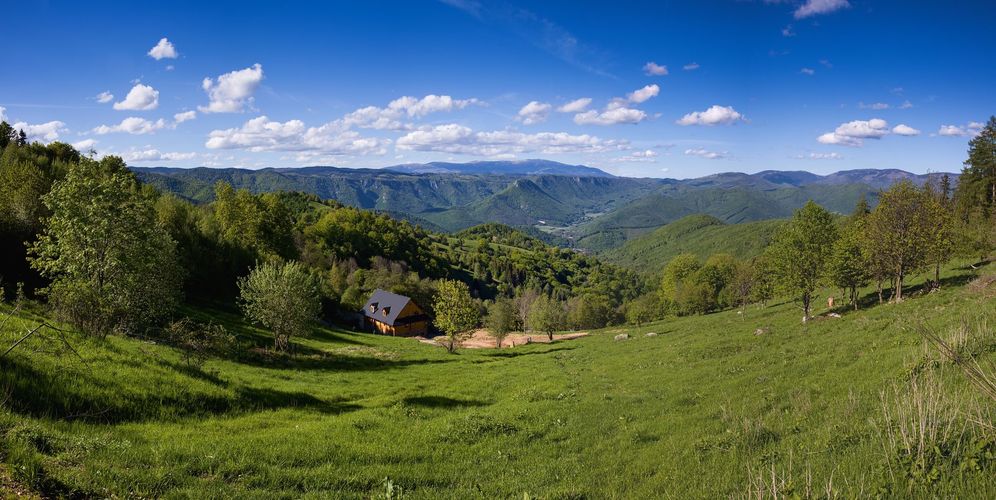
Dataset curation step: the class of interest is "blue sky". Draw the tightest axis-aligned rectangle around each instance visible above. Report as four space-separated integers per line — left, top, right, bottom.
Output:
2 0 993 178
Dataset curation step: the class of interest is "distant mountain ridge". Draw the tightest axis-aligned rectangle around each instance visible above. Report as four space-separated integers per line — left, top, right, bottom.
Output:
132 161 957 253
385 159 613 177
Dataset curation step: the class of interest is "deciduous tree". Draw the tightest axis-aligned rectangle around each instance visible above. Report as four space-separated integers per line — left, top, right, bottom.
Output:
766 201 837 322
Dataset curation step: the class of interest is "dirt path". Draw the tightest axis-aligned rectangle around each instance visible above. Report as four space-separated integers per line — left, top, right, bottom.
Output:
415 329 588 349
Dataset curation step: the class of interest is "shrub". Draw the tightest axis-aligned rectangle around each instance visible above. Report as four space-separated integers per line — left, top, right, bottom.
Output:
165 318 236 367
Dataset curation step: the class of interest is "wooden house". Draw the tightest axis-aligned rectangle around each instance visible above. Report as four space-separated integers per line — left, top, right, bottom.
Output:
361 289 430 337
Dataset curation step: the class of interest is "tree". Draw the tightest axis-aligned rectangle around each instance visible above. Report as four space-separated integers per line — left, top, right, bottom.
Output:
566 294 615 330
625 293 660 326
659 253 701 303
29 156 182 335
827 221 868 310
766 201 837 322
864 181 935 302
528 294 566 341
432 279 480 353
955 116 996 217
729 260 759 317
485 298 518 348
238 261 320 351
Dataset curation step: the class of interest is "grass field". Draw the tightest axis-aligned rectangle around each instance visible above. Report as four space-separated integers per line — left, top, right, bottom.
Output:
1 261 994 498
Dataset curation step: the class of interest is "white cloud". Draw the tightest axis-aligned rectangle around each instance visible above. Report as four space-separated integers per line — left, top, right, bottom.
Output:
199 64 264 113
11 120 67 142
684 148 725 159
174 110 197 123
0 106 5 122
557 97 592 113
122 149 196 162
643 62 668 76
892 124 920 136
96 91 114 103
574 107 647 126
396 123 626 156
900 100 913 109
676 105 744 126
683 62 700 71
796 152 842 160
148 38 178 60
782 25 796 37
627 84 660 104
113 84 159 111
800 68 815 76
938 122 984 137
818 118 890 146
205 115 388 155
341 95 480 130
858 102 889 110
93 117 167 135
72 139 97 151
794 0 850 19
516 101 552 125
613 149 658 162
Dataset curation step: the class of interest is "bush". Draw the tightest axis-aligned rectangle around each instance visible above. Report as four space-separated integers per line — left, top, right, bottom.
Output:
165 318 236 367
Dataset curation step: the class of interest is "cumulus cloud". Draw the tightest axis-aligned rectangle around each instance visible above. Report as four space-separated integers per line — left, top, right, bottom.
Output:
341 95 480 130
676 105 744 126
11 120 67 142
122 149 196 162
557 98 592 113
796 152 842 160
113 83 159 111
199 64 264 113
684 148 725 159
938 122 984 137
683 62 700 71
892 124 920 136
93 117 167 135
794 0 850 19
516 101 552 125
174 110 197 124
643 62 668 76
96 91 114 103
148 38 178 60
574 107 647 126
72 139 97 151
205 115 388 155
613 149 658 162
396 123 626 156
626 84 660 104
817 118 890 146
800 68 815 76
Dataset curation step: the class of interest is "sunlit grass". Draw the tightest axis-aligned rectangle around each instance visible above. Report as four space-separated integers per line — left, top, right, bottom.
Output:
1 260 993 497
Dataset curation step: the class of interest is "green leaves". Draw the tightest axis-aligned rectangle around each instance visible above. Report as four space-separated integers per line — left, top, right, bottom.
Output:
766 201 837 320
28 156 181 336
238 261 320 351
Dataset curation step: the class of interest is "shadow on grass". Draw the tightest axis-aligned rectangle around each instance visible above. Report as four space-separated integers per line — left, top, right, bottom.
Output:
484 345 578 358
830 269 979 316
0 357 363 424
401 395 490 408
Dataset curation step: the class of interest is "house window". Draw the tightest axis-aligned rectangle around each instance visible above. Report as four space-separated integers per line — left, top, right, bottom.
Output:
369 302 378 313
382 306 391 316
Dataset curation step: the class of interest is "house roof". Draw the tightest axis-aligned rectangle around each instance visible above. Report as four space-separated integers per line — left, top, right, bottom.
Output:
361 289 423 326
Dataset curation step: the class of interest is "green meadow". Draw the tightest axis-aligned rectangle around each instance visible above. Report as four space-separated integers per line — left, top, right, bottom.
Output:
2 261 994 498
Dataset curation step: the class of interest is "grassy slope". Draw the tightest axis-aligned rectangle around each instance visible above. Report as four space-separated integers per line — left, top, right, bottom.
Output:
601 215 787 274
1 263 993 498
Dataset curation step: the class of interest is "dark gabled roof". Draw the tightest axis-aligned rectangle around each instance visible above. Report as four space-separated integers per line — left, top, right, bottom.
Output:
361 289 423 326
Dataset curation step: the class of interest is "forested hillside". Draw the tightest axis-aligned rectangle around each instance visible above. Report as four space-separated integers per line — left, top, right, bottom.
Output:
134 163 955 252
601 215 786 275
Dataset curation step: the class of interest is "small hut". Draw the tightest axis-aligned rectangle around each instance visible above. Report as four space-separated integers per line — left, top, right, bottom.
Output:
360 289 430 337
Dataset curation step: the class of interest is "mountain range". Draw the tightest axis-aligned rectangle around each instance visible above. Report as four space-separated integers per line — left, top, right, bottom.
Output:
133 160 956 253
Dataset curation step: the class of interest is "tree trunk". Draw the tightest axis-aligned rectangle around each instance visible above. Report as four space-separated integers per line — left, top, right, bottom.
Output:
802 292 811 323
877 280 883 304
547 331 554 342
934 262 941 289
895 270 904 302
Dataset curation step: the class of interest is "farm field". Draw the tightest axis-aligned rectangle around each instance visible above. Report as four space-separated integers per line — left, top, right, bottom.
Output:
2 261 993 498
